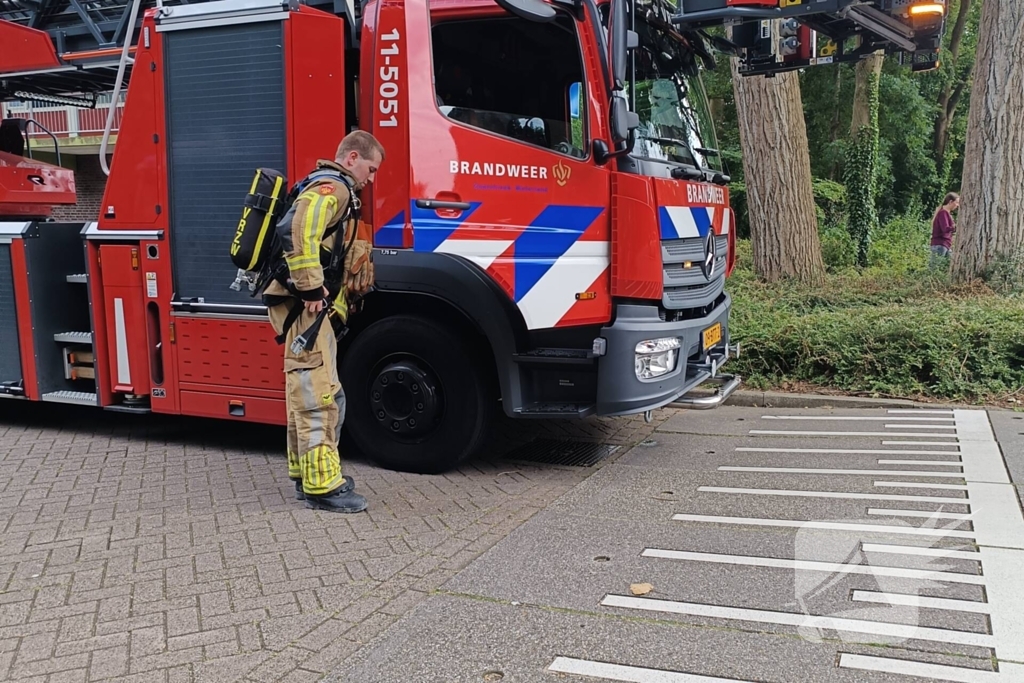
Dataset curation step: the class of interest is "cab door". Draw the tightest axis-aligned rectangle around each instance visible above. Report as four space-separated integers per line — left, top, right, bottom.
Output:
393 0 613 331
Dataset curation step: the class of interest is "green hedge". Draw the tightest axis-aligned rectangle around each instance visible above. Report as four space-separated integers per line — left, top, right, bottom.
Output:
727 240 1024 403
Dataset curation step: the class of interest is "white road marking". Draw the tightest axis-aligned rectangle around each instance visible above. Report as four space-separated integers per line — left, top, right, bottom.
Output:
851 590 990 614
698 486 968 505
718 466 966 478
887 424 958 429
671 513 975 538
750 430 958 438
866 508 973 521
762 416 955 421
601 595 994 647
547 657 756 683
838 653 1018 681
736 447 961 455
641 549 985 584
874 481 970 490
861 542 981 561
888 409 955 414
587 409 1021 683
878 460 963 466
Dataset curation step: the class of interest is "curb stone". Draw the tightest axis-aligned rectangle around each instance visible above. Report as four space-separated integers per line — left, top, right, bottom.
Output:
722 390 922 409
674 389 982 410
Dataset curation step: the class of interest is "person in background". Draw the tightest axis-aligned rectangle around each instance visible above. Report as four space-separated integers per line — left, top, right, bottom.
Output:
930 192 959 266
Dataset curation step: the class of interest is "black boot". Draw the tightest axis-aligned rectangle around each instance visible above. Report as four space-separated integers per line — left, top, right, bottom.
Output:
294 476 354 501
304 479 367 513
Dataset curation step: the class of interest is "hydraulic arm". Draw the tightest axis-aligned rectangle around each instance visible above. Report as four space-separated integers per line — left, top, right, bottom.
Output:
665 0 947 76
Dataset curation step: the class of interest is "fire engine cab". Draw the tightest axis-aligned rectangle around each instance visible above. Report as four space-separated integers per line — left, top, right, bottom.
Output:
0 0 945 472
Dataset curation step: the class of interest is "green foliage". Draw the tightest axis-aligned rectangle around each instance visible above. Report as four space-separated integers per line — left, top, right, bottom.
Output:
866 214 931 274
800 63 855 180
980 248 1024 294
875 72 940 222
728 181 749 239
728 238 1024 403
819 224 858 272
812 178 846 227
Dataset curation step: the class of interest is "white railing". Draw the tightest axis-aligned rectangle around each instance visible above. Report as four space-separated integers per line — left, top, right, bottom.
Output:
1 98 125 139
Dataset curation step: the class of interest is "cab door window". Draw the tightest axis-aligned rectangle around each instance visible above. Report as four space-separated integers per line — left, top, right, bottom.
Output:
432 14 589 160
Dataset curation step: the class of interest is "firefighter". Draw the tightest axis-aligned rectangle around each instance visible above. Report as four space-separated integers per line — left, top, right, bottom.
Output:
263 130 383 513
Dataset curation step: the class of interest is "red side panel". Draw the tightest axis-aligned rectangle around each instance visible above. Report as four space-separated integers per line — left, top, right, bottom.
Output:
364 0 412 248
179 390 285 425
174 318 285 393
9 240 38 400
610 172 661 300
173 317 286 425
0 22 61 72
285 8 347 183
98 245 152 396
97 16 168 229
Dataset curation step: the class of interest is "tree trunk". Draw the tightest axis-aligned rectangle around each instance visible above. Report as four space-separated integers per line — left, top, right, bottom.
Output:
933 0 975 178
849 52 884 135
845 51 883 267
730 59 824 285
950 0 1024 284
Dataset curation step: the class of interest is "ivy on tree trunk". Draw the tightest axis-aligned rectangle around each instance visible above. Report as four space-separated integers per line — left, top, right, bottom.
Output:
844 53 883 268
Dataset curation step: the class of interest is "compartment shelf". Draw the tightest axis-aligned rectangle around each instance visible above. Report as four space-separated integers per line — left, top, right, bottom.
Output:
53 331 93 344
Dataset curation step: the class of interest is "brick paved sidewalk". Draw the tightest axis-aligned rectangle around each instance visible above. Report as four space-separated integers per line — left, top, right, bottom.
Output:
0 400 666 682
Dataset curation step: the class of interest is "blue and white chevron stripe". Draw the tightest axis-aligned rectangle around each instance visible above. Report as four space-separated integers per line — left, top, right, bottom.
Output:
658 206 730 240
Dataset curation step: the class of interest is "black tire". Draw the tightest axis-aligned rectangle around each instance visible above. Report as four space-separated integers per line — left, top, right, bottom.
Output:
340 315 491 473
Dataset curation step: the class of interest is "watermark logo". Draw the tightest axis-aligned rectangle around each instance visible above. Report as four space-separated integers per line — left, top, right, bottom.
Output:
790 509 971 646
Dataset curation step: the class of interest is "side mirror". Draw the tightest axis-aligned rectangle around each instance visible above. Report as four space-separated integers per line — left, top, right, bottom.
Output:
607 0 638 90
493 0 557 22
610 94 639 145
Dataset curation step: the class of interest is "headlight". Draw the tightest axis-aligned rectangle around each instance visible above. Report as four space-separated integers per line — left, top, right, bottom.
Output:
635 337 680 379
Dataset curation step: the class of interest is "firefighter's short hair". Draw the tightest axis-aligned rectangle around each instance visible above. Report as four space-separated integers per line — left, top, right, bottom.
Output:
336 130 385 162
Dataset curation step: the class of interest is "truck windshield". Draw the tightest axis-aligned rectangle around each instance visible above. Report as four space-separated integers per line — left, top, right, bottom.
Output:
627 13 722 172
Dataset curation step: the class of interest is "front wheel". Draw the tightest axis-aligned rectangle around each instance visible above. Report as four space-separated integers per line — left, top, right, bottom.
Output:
340 315 492 473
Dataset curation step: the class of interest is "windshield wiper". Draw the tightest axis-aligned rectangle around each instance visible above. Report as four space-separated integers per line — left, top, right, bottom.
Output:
641 135 693 149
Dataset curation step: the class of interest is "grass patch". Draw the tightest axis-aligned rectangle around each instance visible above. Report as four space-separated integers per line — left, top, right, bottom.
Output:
727 238 1024 405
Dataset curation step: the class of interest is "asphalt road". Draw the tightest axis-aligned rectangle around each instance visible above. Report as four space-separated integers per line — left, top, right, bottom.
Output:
325 406 1024 683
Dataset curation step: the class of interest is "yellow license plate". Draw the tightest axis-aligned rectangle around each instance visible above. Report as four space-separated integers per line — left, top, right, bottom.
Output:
702 323 722 350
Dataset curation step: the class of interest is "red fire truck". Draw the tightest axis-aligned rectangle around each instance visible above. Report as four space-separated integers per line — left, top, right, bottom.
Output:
0 0 944 472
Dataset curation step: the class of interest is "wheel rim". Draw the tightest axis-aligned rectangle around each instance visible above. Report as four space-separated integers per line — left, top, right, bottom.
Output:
368 357 444 440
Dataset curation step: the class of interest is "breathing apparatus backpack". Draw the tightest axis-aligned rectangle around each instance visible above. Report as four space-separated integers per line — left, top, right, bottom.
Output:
228 166 358 298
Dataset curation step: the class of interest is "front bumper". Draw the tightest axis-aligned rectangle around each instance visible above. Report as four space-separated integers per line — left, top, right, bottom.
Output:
595 294 741 416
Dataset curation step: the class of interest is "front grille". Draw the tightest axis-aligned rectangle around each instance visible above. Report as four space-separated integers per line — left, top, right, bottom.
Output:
661 235 728 310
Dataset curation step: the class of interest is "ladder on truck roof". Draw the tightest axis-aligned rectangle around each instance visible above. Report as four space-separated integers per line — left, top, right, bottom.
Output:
0 0 359 102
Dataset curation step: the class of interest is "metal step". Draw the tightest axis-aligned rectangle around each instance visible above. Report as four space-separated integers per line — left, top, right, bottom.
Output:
515 402 596 418
41 390 97 406
54 331 92 343
66 273 88 284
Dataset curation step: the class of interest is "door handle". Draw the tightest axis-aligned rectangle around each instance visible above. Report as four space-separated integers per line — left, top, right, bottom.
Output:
415 198 471 211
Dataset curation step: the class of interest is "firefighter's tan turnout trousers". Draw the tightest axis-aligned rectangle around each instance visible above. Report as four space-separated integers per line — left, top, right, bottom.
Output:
268 301 348 497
